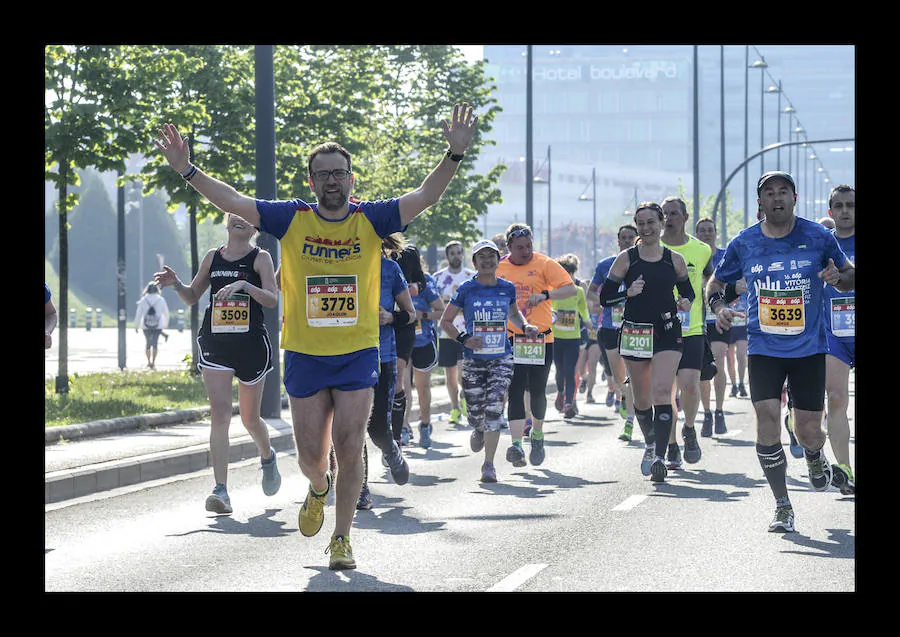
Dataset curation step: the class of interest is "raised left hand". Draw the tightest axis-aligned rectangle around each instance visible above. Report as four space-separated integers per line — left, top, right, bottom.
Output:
442 102 479 154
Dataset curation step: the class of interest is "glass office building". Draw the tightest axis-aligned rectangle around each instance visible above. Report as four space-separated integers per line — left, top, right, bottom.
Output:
475 45 855 254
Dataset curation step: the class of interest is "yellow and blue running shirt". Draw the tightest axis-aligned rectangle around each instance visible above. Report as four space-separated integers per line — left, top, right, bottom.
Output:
256 198 403 356
661 235 712 337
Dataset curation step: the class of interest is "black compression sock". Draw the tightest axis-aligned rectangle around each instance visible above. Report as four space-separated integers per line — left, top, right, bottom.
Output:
391 391 407 440
653 404 673 456
757 443 789 501
635 407 654 445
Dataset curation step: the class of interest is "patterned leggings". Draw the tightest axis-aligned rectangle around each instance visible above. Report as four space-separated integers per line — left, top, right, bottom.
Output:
461 355 514 432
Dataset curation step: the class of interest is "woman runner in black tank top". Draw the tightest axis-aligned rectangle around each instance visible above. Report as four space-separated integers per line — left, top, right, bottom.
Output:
622 245 679 326
153 213 281 514
201 246 268 336
598 202 694 484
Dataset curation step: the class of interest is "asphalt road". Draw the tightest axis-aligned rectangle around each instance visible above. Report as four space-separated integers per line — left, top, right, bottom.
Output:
44 381 856 593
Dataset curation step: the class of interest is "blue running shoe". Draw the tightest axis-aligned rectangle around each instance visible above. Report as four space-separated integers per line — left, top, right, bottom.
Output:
506 443 527 468
529 436 545 465
419 422 433 449
261 449 281 496
641 443 656 476
205 483 232 514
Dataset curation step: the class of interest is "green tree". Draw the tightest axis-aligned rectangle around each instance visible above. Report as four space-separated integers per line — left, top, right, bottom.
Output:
141 44 504 367
359 45 504 249
270 45 504 247
46 45 200 391
140 45 255 371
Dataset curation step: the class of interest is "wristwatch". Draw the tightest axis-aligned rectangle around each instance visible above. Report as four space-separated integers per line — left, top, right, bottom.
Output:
446 148 465 162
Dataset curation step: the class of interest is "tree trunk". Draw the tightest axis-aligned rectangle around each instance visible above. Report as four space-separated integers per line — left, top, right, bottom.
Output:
55 163 70 394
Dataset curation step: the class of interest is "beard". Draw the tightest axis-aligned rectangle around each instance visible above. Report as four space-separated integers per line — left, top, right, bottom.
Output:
319 188 349 211
449 257 462 269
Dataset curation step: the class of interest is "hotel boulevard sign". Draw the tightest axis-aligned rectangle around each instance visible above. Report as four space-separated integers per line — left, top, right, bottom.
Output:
490 60 686 83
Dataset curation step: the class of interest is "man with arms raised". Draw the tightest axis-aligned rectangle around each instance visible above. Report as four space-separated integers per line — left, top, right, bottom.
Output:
155 103 478 569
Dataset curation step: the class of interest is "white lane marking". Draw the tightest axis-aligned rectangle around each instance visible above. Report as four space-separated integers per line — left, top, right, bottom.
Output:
612 495 647 511
486 563 548 592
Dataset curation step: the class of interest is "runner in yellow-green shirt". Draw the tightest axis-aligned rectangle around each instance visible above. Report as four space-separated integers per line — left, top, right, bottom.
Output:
551 254 592 419
660 196 714 469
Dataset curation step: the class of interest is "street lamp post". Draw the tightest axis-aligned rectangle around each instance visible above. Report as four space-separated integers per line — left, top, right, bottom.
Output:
533 145 551 254
743 46 750 231
750 58 768 174
578 167 597 264
766 82 782 166
783 106 796 173
806 151 815 219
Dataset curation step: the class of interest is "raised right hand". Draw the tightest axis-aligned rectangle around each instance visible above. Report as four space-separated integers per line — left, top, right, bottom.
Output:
154 123 191 173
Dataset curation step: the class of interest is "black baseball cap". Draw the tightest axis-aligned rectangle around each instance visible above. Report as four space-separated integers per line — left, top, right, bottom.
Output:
756 170 796 196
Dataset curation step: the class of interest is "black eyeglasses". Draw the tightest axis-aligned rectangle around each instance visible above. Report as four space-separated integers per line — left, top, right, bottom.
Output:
507 227 532 241
311 169 351 181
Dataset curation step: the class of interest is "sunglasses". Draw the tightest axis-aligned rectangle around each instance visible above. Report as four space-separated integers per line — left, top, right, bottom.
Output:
507 227 532 241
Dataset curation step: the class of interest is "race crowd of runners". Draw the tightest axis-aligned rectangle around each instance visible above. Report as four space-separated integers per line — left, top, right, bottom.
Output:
55 102 853 572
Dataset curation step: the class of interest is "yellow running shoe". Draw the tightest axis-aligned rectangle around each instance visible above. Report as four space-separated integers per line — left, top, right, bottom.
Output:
327 535 356 570
449 407 461 424
298 471 332 537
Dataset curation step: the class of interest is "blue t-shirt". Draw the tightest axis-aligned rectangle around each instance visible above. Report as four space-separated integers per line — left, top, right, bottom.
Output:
379 257 408 364
45 282 51 304
714 217 849 358
450 277 518 360
412 274 441 348
590 255 625 330
823 232 855 342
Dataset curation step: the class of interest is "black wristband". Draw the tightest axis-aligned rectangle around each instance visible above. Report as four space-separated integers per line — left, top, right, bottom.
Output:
456 331 471 344
446 148 465 162
723 283 738 303
708 290 727 314
541 290 550 301
391 310 411 328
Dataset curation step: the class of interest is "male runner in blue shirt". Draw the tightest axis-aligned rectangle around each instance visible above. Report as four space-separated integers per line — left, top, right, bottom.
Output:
706 171 855 533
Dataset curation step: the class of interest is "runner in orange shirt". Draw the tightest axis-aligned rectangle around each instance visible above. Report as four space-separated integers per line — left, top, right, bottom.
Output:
496 223 577 467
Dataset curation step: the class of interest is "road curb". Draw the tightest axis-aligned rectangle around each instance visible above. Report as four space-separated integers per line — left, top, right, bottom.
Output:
44 378 560 504
45 419 296 504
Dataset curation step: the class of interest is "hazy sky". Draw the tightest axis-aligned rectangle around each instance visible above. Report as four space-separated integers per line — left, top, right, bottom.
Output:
456 45 484 63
